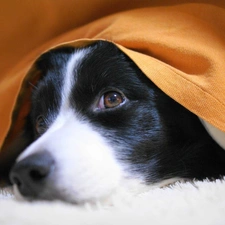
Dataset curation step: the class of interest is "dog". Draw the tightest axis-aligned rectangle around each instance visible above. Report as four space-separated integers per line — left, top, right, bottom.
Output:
9 41 225 204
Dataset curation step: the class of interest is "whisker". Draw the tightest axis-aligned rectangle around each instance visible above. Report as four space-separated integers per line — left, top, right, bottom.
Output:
29 82 38 90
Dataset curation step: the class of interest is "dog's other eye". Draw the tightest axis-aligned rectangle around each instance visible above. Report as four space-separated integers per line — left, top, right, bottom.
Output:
35 115 47 135
98 91 124 109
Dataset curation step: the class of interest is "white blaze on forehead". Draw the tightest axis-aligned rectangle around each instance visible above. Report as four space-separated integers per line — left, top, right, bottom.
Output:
61 48 89 109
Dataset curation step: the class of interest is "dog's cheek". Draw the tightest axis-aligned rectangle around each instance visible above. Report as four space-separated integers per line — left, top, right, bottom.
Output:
51 139 123 203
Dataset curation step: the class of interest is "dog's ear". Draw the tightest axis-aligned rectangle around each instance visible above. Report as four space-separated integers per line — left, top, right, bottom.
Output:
0 130 33 186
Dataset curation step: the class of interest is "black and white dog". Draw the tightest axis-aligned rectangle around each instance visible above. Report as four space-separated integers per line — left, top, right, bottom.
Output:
9 41 225 204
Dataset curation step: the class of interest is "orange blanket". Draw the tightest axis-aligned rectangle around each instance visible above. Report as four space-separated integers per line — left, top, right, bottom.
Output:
1 1 225 162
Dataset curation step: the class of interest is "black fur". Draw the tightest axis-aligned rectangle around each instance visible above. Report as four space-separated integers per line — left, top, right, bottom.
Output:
8 41 225 192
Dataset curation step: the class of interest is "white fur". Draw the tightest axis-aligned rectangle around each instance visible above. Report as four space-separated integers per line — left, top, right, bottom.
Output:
61 49 88 107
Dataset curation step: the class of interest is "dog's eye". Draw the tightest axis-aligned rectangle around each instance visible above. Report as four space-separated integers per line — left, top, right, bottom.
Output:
98 91 124 109
35 115 47 135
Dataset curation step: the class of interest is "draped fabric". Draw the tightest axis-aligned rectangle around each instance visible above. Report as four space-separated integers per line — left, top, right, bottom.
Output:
1 1 225 160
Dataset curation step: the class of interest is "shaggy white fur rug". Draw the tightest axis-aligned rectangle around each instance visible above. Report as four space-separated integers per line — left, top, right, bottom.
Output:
0 179 225 225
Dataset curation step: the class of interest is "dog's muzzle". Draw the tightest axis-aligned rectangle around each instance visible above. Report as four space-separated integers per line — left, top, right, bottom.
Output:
10 151 54 198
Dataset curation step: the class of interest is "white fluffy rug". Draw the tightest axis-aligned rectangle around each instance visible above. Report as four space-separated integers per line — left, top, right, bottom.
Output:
0 180 225 225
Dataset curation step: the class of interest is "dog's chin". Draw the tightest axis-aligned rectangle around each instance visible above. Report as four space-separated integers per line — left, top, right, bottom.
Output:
13 177 180 206
12 177 144 205
13 185 27 202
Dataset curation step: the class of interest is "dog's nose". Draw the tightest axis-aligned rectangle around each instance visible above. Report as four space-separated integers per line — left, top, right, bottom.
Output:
10 151 55 198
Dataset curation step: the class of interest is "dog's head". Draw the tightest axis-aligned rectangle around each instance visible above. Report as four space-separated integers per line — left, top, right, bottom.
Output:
9 41 224 204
